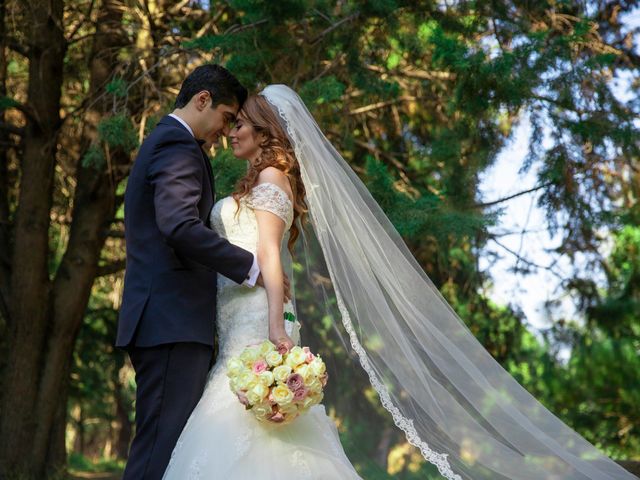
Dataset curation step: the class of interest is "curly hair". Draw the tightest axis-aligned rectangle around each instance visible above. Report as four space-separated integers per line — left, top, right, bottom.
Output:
231 94 308 253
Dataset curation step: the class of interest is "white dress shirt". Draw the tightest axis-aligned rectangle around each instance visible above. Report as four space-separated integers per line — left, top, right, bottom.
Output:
168 113 260 287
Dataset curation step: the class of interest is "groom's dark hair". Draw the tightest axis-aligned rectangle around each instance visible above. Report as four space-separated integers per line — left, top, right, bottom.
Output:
174 64 247 109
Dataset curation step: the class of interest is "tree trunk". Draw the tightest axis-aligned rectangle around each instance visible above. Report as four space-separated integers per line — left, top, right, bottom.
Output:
0 0 130 476
33 0 128 474
0 0 66 476
0 0 11 336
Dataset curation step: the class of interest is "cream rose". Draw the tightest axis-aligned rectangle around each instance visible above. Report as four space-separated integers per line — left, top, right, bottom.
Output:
259 340 276 356
252 402 273 420
240 346 260 365
258 370 275 387
226 357 244 376
309 358 326 376
306 377 322 394
302 395 316 409
265 350 283 367
279 402 298 416
273 365 292 383
237 370 258 390
271 385 294 406
294 364 314 382
247 382 269 404
286 346 307 368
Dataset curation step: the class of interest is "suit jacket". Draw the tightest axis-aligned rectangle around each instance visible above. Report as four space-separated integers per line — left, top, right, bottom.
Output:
116 115 254 348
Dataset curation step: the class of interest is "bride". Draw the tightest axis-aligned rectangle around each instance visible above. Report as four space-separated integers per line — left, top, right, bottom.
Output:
163 85 635 480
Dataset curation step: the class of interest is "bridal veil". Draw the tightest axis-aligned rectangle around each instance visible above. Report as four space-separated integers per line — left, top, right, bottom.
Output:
260 84 634 480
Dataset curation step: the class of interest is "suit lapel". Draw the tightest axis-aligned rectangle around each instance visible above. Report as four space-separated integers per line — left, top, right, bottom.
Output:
158 115 216 216
199 146 216 204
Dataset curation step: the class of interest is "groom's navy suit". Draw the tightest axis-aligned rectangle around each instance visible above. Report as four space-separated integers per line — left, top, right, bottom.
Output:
117 115 254 479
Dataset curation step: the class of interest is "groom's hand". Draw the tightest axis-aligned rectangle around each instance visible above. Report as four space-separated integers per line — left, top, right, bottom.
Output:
282 274 291 303
255 273 292 303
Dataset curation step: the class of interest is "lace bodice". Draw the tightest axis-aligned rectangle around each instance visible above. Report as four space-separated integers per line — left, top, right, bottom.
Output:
208 182 296 361
209 182 293 252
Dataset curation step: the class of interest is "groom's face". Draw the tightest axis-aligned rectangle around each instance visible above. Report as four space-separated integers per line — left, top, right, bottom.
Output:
194 91 238 146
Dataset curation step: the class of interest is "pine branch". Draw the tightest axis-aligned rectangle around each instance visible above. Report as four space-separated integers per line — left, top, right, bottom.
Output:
223 18 269 35
364 63 454 81
349 96 417 115
475 182 553 208
308 12 360 45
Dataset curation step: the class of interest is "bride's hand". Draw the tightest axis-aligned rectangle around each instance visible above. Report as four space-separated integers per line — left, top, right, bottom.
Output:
270 330 295 352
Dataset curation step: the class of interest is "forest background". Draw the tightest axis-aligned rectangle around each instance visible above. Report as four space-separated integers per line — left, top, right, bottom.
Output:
0 0 639 478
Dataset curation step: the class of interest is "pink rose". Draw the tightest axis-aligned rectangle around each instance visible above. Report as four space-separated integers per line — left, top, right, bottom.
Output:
286 373 304 391
293 387 308 401
320 372 329 387
303 346 315 363
276 342 289 355
269 411 285 423
252 360 268 374
237 391 250 406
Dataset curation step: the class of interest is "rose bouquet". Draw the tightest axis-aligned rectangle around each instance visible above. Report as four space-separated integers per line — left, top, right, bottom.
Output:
226 340 328 425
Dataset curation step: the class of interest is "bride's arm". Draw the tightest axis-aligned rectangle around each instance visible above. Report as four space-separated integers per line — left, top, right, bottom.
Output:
254 169 294 348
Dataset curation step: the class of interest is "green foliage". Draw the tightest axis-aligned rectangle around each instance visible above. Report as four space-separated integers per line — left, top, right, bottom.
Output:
68 452 125 473
98 114 139 152
211 148 248 198
105 78 128 98
299 76 346 106
0 96 19 110
81 144 106 170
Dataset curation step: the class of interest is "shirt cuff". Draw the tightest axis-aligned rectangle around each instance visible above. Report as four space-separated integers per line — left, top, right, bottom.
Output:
243 254 260 287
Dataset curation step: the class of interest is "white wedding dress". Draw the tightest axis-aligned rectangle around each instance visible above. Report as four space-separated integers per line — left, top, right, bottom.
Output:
162 182 362 480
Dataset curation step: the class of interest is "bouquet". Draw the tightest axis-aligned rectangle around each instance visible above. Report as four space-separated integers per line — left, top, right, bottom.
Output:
226 340 328 425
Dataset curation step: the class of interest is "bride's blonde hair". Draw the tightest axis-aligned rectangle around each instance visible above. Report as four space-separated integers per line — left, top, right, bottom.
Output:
231 95 308 253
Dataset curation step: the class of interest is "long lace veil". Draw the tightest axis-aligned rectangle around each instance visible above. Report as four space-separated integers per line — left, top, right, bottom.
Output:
259 85 634 480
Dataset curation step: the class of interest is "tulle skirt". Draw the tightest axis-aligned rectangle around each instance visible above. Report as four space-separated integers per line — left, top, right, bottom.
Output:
162 356 362 480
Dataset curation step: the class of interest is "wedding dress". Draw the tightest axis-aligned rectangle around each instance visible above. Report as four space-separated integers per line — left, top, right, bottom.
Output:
162 182 362 480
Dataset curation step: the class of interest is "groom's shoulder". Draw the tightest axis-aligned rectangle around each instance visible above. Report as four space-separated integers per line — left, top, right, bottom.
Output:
146 116 194 145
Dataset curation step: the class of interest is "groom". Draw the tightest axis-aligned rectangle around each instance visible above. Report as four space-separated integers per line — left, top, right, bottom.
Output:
116 65 273 479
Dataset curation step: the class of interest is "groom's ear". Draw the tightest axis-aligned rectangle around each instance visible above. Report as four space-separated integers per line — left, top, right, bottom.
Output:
193 90 212 111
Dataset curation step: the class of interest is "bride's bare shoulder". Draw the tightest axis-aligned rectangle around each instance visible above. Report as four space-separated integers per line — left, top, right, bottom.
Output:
256 167 293 200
